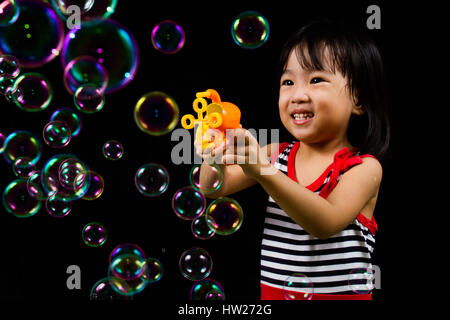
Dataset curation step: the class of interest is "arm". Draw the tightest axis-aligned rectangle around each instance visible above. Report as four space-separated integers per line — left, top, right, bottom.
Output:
223 129 382 239
256 157 382 239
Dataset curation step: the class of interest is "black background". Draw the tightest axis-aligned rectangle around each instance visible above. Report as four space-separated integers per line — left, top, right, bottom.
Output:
0 0 449 306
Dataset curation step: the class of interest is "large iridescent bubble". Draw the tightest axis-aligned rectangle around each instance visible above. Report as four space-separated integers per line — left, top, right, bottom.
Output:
205 197 244 235
231 11 270 49
3 178 41 218
172 186 206 221
179 247 213 281
151 20 185 54
61 18 139 93
134 163 169 197
134 91 179 136
3 130 42 165
12 72 53 112
0 0 64 67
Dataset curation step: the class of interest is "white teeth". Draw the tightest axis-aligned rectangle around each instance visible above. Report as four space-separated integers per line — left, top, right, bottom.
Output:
293 112 314 120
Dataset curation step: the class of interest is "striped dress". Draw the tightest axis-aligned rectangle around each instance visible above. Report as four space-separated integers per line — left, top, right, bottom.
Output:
260 141 378 300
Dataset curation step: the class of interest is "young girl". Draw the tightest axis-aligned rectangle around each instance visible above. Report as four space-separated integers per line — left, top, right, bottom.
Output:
197 20 390 300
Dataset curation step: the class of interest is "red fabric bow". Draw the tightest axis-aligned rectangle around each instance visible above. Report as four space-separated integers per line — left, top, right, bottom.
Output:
318 147 362 198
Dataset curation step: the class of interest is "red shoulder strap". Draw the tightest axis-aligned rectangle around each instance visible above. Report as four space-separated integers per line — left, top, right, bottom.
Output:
271 142 290 165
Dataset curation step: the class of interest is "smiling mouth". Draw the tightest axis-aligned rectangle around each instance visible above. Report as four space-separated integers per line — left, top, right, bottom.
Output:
292 112 314 121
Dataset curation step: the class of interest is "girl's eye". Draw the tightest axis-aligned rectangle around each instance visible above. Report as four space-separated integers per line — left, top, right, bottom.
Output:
310 77 325 84
281 79 294 86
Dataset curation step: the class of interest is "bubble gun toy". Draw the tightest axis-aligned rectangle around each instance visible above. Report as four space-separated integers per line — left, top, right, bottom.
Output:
181 89 241 150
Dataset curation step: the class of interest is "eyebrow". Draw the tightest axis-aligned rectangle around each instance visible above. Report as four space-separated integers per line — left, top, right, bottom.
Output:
281 68 333 77
281 69 295 76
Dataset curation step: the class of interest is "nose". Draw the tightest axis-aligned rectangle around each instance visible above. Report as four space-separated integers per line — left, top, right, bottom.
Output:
290 86 310 104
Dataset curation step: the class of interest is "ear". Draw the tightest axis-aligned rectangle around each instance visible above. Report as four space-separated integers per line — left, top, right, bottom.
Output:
351 94 366 116
352 104 367 116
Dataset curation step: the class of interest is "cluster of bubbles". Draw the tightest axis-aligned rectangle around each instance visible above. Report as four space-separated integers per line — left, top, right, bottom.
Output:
90 243 164 299
1 1 272 300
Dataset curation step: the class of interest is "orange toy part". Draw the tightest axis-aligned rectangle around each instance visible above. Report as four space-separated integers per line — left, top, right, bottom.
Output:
205 89 241 131
219 101 241 131
206 89 222 104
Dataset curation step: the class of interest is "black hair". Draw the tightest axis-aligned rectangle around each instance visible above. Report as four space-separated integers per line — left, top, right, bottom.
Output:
279 20 391 161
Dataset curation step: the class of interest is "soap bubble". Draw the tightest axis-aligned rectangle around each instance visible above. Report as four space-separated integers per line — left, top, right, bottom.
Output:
82 222 107 247
134 91 179 136
172 186 206 220
12 156 35 178
62 18 138 93
283 273 314 300
58 158 88 189
205 197 243 235
63 56 108 95
231 11 270 49
189 164 223 194
107 269 148 296
12 72 53 112
73 84 105 114
103 140 123 160
82 171 104 200
43 121 72 148
151 20 185 54
110 243 145 262
0 0 64 67
190 279 225 300
109 243 147 281
141 258 163 284
3 178 41 218
191 214 215 240
107 244 150 296
348 268 374 294
179 247 212 281
50 108 82 137
134 163 169 197
0 0 20 26
90 277 132 300
3 130 42 165
45 194 72 218
0 54 20 77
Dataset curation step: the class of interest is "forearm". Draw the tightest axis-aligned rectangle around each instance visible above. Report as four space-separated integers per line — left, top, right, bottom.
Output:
200 162 256 198
255 169 336 239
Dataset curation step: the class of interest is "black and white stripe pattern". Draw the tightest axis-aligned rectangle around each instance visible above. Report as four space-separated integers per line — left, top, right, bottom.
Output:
261 143 375 295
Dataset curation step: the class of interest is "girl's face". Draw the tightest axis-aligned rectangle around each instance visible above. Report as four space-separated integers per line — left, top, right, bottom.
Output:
278 47 364 146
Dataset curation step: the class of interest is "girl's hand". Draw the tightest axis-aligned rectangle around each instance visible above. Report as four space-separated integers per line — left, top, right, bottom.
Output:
194 128 225 165
222 128 273 179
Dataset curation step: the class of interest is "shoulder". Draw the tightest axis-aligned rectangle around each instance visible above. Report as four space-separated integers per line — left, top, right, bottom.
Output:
345 155 383 192
360 155 383 179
